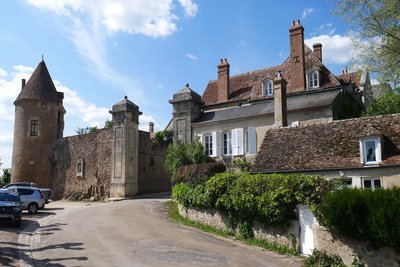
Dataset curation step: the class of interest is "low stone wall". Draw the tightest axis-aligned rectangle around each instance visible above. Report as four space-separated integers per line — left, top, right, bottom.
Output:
51 128 112 200
314 225 400 266
178 205 299 249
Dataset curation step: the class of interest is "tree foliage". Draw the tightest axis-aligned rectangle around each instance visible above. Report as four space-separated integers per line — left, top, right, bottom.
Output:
75 126 99 135
164 140 212 180
153 130 173 145
335 0 400 83
1 168 11 184
363 87 400 116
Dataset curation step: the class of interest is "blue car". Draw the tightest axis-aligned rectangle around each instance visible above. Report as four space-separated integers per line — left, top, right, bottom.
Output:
0 189 22 227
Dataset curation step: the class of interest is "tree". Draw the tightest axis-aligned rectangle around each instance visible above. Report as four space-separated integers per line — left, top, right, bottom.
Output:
75 126 99 135
153 130 173 145
363 87 400 116
1 168 11 184
104 119 112 129
335 0 400 83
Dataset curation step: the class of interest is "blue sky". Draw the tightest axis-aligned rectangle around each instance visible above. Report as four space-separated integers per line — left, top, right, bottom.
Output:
0 0 359 169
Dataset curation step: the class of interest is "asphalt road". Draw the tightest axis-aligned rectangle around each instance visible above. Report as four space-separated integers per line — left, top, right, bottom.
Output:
1 197 302 267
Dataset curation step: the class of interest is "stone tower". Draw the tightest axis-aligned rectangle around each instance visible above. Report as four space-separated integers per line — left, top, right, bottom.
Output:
109 96 141 198
169 84 203 145
11 60 65 187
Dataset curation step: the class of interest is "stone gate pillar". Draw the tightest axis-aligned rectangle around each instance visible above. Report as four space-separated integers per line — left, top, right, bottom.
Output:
109 96 142 198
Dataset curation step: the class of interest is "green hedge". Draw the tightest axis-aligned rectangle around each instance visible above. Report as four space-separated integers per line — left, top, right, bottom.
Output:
173 172 341 227
317 188 400 251
174 162 226 185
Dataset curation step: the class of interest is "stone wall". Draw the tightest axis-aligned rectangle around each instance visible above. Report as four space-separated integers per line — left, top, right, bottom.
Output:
314 225 400 266
178 205 299 249
138 131 170 194
51 128 112 200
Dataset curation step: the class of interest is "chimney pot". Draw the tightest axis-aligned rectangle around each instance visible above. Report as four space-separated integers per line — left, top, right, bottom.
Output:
297 19 301 25
292 20 295 26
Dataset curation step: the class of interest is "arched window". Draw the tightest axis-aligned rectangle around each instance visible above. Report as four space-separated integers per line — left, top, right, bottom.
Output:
307 71 319 89
262 79 273 96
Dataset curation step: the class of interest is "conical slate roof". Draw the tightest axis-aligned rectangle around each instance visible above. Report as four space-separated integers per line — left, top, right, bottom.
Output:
14 60 62 104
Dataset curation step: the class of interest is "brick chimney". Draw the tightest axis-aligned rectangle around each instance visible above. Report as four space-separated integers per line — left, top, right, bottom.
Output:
21 79 26 90
313 43 322 62
289 20 306 92
273 76 288 127
217 58 230 102
149 122 154 139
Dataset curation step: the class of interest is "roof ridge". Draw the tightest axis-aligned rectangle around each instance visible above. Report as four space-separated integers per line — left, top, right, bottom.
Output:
207 65 281 84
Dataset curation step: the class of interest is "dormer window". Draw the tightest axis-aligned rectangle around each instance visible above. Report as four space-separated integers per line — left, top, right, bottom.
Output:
262 79 273 96
360 137 382 165
307 70 319 89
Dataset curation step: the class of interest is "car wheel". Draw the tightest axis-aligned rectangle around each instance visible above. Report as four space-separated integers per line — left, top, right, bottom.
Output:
28 203 38 214
15 217 21 228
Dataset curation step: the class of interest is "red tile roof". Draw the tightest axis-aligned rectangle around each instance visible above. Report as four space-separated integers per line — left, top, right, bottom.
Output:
202 45 343 105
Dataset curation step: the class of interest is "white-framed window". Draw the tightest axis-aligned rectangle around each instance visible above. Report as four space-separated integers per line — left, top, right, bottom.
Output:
360 137 382 164
246 127 257 155
262 79 273 96
307 70 319 89
362 178 382 191
204 134 213 156
223 131 232 155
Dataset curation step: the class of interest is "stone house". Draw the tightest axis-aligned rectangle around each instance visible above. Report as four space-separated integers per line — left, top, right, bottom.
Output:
169 20 370 162
252 114 400 189
11 60 170 199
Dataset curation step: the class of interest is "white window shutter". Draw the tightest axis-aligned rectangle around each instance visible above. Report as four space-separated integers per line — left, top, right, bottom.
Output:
248 127 257 154
216 131 222 156
232 129 238 156
211 132 217 157
237 128 244 155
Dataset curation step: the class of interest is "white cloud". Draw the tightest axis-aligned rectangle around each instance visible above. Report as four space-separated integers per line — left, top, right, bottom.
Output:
26 0 197 37
186 53 198 60
178 0 198 17
305 34 355 64
302 7 314 19
0 68 7 78
25 0 198 106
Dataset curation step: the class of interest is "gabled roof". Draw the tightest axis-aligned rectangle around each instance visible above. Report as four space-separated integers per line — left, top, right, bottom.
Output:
202 45 342 106
14 60 63 104
252 114 400 173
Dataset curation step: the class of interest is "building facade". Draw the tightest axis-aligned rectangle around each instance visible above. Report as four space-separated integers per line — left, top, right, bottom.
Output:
169 20 370 163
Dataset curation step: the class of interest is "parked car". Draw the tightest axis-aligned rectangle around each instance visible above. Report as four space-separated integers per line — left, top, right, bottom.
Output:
6 186 45 214
3 182 38 189
3 182 53 204
0 189 22 227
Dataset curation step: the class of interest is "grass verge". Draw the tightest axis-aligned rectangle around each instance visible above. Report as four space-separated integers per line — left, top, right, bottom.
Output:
165 200 299 257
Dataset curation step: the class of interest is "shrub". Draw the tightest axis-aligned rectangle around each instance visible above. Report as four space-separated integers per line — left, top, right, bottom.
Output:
227 156 253 172
172 183 210 209
173 162 226 185
317 188 400 251
303 249 345 267
165 140 212 181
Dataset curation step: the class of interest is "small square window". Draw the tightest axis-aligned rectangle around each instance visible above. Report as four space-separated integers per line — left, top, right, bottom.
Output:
360 137 381 164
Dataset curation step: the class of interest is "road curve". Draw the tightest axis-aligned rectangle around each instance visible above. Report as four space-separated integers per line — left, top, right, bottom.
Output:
21 198 302 267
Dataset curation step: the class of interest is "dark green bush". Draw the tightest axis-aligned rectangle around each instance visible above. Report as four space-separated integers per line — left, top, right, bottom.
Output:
173 162 226 185
174 172 340 228
303 249 345 267
172 183 210 209
165 140 212 181
318 188 400 251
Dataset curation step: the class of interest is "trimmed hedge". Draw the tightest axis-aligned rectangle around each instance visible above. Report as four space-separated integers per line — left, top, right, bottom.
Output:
173 172 341 227
317 188 400 251
174 162 226 185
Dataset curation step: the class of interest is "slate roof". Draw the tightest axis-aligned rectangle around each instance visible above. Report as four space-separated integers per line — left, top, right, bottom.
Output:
14 60 63 104
202 45 342 106
252 114 400 173
195 88 341 124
